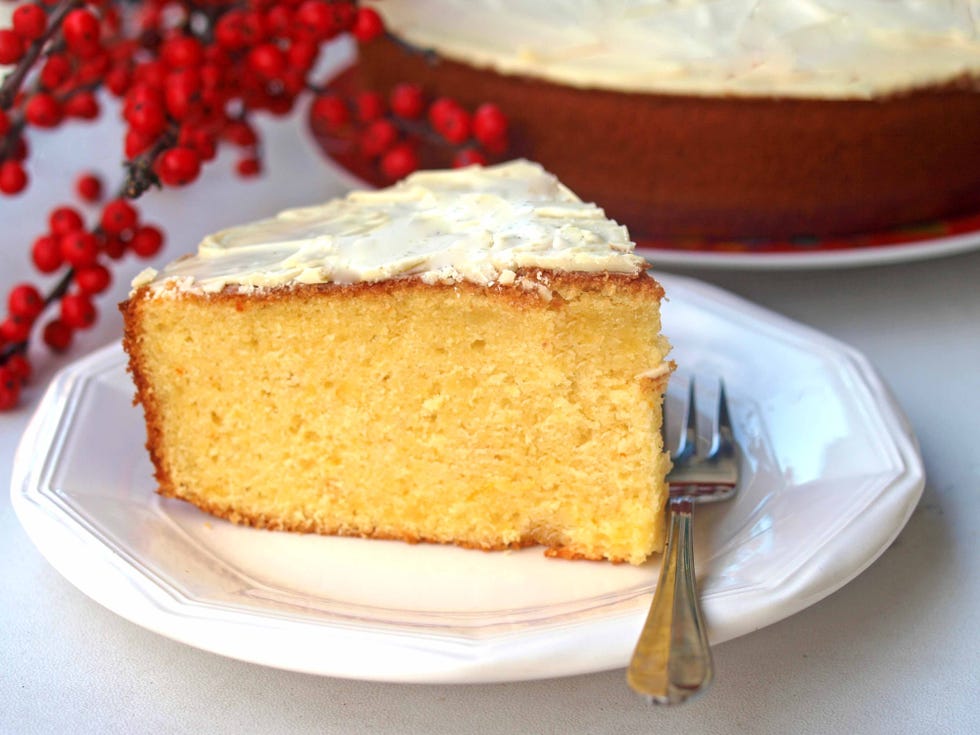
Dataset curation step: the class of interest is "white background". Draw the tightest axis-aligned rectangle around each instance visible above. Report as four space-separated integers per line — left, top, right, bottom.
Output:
1 38 979 733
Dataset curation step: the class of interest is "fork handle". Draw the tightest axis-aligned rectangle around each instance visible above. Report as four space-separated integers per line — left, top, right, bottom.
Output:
626 497 713 704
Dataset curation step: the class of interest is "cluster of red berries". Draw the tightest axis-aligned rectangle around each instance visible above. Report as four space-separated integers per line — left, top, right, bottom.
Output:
0 1 513 411
311 81 510 180
2 1 387 198
1 3 119 194
0 172 166 409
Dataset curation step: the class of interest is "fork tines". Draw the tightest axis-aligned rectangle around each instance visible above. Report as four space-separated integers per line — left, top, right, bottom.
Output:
663 375 738 493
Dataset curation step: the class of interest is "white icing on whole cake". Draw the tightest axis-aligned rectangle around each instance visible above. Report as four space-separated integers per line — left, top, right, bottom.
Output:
364 0 980 98
133 160 644 295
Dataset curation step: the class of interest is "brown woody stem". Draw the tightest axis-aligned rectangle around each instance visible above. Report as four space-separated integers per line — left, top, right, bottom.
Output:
384 32 440 65
0 265 74 365
122 130 177 198
0 0 82 109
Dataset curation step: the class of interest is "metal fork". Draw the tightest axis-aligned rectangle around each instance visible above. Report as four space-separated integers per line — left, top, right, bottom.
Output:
627 377 739 704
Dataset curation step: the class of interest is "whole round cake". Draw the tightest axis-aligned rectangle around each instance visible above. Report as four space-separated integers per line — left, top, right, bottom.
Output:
360 0 980 242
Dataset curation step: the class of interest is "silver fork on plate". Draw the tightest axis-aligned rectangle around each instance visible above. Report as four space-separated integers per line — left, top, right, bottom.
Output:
627 377 739 704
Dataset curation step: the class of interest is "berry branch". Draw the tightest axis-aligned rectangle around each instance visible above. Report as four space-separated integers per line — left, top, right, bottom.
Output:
0 0 81 109
383 29 440 67
0 1 513 410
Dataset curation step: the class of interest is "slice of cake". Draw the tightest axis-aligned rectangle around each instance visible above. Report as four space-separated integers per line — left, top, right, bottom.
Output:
121 160 672 564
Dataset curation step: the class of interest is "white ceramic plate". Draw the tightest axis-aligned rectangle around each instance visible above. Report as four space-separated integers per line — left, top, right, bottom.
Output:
638 227 980 270
11 275 924 683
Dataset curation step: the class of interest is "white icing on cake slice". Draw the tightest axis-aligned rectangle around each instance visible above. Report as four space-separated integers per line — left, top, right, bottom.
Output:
136 160 645 295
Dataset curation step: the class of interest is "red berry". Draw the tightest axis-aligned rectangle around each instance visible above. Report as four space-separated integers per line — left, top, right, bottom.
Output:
60 231 100 268
60 293 97 330
137 5 161 33
40 55 72 90
435 106 471 144
161 36 204 69
286 40 318 71
101 235 127 260
76 173 103 203
25 93 64 128
380 143 419 180
219 9 266 50
199 63 225 93
332 2 356 31
13 4 47 42
0 367 21 411
62 9 102 58
356 92 386 122
0 109 9 137
5 353 32 385
0 316 32 343
64 91 100 120
0 161 28 195
265 91 295 117
75 264 112 295
105 65 132 96
295 1 334 40
265 6 293 35
359 119 398 158
155 147 201 186
453 148 488 168
215 11 248 51
76 52 111 86
428 97 460 129
125 97 167 137
8 284 44 320
133 60 167 88
125 83 163 111
130 225 164 258
240 11 269 44
236 156 261 177
390 83 425 119
195 90 224 124
481 134 509 156
224 120 258 146
31 235 63 273
310 94 349 133
165 68 202 120
124 130 156 159
49 206 84 236
247 43 286 79
100 199 139 234
42 319 74 352
352 7 385 42
281 68 306 97
472 103 509 146
178 125 217 162
0 30 25 65
109 38 138 65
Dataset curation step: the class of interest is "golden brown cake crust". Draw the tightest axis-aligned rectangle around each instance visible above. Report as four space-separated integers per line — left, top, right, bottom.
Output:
157 486 639 561
124 267 663 305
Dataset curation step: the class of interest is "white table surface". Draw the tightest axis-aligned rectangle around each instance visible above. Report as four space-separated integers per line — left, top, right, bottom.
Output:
2 108 979 734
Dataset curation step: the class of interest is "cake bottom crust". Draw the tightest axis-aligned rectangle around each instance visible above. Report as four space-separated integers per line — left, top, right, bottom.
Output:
161 488 636 563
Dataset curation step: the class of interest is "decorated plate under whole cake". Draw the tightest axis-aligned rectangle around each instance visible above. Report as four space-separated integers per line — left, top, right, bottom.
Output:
11 274 924 683
636 213 980 270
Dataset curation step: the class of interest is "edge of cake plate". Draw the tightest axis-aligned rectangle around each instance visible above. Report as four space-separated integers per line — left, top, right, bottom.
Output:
10 274 924 683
